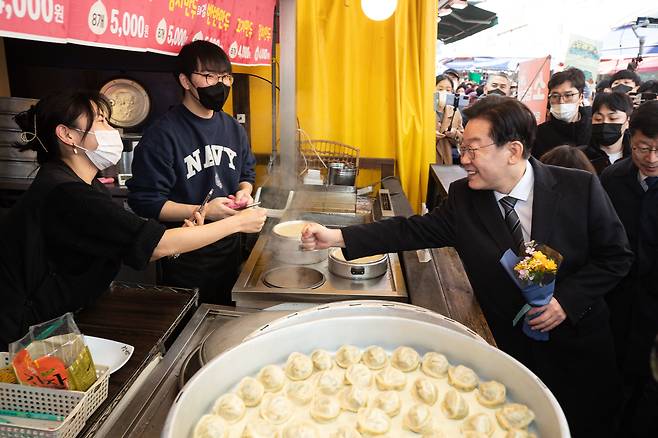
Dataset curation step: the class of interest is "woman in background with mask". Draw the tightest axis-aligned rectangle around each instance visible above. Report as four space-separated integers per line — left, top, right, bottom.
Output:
434 74 463 164
532 68 592 158
582 92 633 174
0 89 266 349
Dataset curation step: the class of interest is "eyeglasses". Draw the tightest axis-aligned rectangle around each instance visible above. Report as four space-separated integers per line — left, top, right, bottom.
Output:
192 72 234 87
548 92 580 103
633 146 658 155
458 142 496 159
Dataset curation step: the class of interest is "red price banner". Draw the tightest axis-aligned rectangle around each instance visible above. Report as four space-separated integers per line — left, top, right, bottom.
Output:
0 0 275 65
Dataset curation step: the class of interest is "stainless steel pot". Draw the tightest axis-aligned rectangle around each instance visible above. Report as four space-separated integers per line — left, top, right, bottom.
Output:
334 166 357 186
328 248 388 279
270 220 328 265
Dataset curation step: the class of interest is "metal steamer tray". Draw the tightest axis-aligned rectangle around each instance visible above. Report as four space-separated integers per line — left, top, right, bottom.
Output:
164 315 570 438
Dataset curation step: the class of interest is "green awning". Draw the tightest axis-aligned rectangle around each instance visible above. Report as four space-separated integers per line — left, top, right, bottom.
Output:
438 4 498 44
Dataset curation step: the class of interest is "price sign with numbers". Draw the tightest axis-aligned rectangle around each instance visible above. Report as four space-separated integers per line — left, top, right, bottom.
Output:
0 0 276 65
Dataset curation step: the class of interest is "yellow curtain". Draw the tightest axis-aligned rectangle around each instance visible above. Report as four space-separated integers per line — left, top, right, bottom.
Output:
297 0 436 212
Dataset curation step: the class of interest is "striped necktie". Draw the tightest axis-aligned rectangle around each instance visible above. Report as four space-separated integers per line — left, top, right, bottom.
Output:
499 196 525 254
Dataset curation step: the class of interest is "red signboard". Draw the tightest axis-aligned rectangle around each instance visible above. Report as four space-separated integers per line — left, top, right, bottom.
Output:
517 56 551 124
0 0 275 65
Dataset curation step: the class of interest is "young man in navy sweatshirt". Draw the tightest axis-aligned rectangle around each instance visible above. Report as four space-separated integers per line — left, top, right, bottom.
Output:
127 41 256 304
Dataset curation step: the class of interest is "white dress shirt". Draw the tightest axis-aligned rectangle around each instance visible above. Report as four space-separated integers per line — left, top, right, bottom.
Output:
494 160 535 242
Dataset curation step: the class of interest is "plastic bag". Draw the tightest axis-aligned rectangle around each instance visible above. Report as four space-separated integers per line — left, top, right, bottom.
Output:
9 313 97 391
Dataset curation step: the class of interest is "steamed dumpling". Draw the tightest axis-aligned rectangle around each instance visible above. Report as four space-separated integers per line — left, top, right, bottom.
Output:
317 371 342 395
335 345 362 368
447 365 479 391
212 393 246 423
260 394 294 425
345 363 372 388
330 426 363 438
282 421 319 438
241 419 278 438
496 403 535 430
258 365 286 392
287 380 314 405
311 349 333 371
356 407 391 435
194 414 228 438
391 346 420 372
362 346 388 370
375 366 407 391
506 429 538 438
237 377 265 407
462 433 491 438
310 395 341 422
285 352 314 381
461 413 495 436
421 352 450 378
371 391 401 417
339 386 369 412
477 380 506 407
403 404 433 434
441 389 469 420
422 428 447 438
413 377 438 405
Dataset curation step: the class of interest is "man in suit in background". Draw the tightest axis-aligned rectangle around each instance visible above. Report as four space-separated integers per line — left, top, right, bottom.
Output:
302 96 633 437
601 100 658 437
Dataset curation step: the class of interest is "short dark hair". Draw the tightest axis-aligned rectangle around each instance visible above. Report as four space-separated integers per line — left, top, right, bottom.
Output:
610 69 641 86
175 41 231 84
637 80 658 94
592 92 634 116
463 96 536 158
596 79 611 93
13 89 111 165
548 68 585 93
444 68 459 79
435 74 453 89
629 100 658 138
540 145 596 174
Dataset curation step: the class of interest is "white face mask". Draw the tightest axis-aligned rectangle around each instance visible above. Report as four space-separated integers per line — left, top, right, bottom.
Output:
550 103 579 122
73 128 124 170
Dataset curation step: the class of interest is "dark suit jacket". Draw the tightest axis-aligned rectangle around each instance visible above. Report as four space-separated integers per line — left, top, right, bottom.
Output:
343 158 633 437
601 157 658 377
532 106 592 159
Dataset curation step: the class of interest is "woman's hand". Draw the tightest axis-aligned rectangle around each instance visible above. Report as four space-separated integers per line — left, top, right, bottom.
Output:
234 207 266 233
233 189 254 206
183 211 205 227
301 223 344 250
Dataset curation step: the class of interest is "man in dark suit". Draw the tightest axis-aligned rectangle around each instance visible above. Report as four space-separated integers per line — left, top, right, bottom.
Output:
601 100 658 437
302 96 633 437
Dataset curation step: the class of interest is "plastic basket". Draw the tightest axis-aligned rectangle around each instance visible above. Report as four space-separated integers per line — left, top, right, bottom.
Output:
0 353 109 438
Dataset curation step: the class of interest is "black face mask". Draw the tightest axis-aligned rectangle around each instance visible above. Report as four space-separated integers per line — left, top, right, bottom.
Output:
591 123 624 146
488 88 506 96
195 83 230 111
611 84 633 94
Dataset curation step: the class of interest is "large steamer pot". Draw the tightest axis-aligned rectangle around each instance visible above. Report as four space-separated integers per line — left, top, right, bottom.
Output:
328 247 387 280
270 220 327 265
244 300 487 343
163 316 570 438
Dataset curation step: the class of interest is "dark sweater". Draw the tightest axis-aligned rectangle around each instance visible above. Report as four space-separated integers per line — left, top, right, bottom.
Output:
0 161 165 349
127 104 256 222
532 106 592 158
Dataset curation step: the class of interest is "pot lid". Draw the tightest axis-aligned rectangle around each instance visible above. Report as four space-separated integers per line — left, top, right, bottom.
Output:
100 78 150 128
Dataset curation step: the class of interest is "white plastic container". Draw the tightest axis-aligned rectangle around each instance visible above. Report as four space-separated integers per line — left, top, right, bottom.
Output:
0 353 109 438
163 315 570 437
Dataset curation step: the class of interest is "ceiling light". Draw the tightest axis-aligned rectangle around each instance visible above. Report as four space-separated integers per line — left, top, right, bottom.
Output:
451 0 468 9
361 0 398 21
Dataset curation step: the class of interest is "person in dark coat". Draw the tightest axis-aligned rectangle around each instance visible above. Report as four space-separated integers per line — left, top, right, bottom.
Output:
583 92 633 174
302 96 633 437
601 100 658 438
532 68 592 158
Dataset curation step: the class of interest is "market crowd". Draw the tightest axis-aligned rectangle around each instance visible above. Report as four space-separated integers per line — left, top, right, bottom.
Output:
433 65 658 437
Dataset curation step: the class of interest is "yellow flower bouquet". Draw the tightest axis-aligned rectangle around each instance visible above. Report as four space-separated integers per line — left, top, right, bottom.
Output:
500 241 563 341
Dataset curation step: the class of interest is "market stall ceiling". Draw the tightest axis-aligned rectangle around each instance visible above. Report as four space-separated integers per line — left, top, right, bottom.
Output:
438 4 498 44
